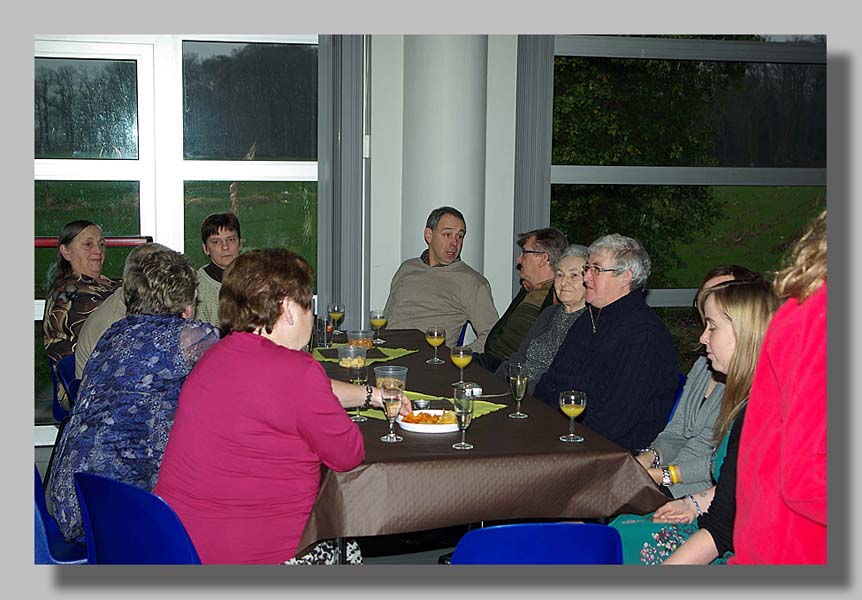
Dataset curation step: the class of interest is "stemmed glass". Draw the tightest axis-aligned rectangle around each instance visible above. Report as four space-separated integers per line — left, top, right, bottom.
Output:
328 302 345 336
450 345 473 385
452 384 475 450
507 362 529 419
425 326 446 365
559 390 587 442
370 309 387 345
380 386 404 443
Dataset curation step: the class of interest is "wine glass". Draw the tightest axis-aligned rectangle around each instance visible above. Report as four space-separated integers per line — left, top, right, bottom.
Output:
328 302 345 335
452 384 475 450
425 326 446 365
380 386 404 443
559 390 587 442
507 362 529 419
450 345 473 385
370 309 387 345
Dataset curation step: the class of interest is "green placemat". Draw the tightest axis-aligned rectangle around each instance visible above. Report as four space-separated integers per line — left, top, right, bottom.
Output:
352 390 507 420
312 345 418 365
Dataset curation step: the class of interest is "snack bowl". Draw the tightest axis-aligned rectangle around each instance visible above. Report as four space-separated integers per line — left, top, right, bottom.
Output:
347 330 374 349
397 409 458 433
337 345 367 368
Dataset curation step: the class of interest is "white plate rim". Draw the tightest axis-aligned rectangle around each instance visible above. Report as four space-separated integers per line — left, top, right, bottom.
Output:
396 409 459 433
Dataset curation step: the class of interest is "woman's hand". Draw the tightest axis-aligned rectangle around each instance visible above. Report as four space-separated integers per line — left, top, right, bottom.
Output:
646 467 663 485
636 452 655 471
369 387 412 416
653 497 697 524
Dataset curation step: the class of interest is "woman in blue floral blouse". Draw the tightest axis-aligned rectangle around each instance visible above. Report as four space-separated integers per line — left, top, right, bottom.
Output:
47 246 219 544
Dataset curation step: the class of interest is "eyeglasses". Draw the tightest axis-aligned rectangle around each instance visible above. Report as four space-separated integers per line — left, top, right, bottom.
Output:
582 264 624 276
520 249 545 256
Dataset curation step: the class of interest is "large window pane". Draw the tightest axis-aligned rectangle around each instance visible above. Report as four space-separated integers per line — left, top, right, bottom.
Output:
550 184 826 288
34 180 140 297
34 58 138 159
182 41 318 160
553 57 826 168
183 181 318 289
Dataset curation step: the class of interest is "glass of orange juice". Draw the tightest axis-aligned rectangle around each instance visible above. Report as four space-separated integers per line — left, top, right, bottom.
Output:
425 326 446 365
559 390 587 442
370 309 387 345
450 345 473 385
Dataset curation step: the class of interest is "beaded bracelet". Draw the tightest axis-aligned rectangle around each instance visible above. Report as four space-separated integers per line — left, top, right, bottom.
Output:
687 493 703 517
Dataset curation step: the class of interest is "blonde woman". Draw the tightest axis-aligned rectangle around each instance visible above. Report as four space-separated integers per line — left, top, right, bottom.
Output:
612 279 778 564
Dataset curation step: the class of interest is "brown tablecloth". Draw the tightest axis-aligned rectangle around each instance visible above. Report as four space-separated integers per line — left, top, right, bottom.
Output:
297 329 667 554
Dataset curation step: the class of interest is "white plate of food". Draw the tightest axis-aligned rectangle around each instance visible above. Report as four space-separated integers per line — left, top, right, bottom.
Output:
397 409 459 433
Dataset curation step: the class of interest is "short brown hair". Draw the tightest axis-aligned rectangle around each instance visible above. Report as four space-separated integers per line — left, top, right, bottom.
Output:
219 248 314 335
200 212 242 245
517 228 568 266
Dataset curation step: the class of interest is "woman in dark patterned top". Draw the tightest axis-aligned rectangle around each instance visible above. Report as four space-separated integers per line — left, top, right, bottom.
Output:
495 244 590 394
42 220 122 363
47 247 219 544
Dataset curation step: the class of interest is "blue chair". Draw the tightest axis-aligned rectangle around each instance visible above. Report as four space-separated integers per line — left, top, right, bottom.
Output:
35 465 87 565
74 472 201 564
667 372 687 424
48 357 73 423
56 354 81 407
456 321 469 346
450 522 623 565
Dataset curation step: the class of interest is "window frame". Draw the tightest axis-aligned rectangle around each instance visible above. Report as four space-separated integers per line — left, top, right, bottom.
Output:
550 34 827 307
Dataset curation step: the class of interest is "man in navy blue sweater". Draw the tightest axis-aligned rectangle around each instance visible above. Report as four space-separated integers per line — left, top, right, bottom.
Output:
533 234 678 451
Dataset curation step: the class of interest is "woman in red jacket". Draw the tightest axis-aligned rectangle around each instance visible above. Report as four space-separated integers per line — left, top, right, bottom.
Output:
730 210 827 564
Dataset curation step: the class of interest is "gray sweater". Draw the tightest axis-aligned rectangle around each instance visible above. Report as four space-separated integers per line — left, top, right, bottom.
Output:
651 355 724 498
384 256 499 353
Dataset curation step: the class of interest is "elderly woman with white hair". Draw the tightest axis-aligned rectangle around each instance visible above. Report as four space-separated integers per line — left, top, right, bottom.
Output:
495 243 590 394
533 233 680 452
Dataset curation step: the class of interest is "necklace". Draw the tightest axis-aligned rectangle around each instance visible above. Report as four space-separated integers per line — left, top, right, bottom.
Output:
588 306 602 335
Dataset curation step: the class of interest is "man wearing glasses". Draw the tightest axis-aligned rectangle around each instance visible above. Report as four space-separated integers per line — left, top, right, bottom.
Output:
475 228 568 372
533 233 679 451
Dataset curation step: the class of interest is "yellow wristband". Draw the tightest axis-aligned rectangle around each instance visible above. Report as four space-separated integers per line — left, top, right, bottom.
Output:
669 465 679 485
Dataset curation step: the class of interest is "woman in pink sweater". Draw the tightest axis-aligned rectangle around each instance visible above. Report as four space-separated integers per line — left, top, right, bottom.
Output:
155 248 365 564
730 210 827 564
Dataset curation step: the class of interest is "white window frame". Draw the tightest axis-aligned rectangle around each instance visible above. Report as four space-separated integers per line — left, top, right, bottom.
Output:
34 34 320 439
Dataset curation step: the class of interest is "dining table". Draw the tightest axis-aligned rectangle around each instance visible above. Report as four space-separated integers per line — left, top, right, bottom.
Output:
296 328 668 558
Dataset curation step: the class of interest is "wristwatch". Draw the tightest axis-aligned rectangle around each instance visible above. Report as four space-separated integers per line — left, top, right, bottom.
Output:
363 385 374 409
661 466 673 487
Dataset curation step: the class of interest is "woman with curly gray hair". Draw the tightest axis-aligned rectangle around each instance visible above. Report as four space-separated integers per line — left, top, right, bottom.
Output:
48 247 220 545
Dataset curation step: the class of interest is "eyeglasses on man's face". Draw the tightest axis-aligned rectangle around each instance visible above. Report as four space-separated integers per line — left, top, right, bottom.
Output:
520 249 545 257
582 264 624 277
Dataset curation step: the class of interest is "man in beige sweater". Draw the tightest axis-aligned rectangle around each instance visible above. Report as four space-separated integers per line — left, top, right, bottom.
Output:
383 206 499 353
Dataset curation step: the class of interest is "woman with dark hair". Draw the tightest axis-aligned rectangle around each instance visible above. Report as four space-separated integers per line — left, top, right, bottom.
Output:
42 220 122 365
48 247 219 544
632 265 763 498
155 248 367 565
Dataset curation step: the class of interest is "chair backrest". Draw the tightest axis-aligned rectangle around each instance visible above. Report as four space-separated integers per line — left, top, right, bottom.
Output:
450 522 623 565
35 465 87 565
74 472 201 564
56 354 81 406
457 321 469 346
48 358 71 422
667 372 687 424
